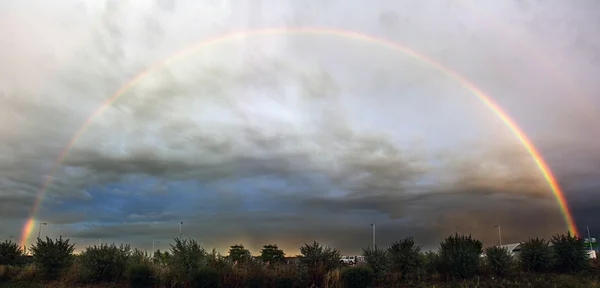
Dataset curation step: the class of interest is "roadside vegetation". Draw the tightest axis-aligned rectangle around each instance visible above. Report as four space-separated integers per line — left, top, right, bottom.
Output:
0 231 598 287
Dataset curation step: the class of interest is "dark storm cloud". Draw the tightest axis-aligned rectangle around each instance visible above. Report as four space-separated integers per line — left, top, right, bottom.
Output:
0 0 599 254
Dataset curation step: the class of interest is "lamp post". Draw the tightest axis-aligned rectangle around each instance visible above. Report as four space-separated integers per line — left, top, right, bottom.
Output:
179 222 183 239
37 222 47 239
371 224 375 249
153 241 160 253
494 225 502 246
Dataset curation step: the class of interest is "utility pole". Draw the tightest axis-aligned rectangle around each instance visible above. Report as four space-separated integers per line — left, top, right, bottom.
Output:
587 226 593 251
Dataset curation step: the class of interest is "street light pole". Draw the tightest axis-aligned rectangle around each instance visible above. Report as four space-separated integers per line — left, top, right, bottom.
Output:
179 222 183 239
153 241 160 253
37 222 47 239
587 226 593 251
494 225 502 246
371 224 375 249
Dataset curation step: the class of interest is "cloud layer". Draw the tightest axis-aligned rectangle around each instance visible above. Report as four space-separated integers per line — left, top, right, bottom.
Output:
1 0 599 254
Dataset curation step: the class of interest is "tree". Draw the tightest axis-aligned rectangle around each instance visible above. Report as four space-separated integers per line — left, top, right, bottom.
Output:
30 236 75 280
298 241 342 287
260 244 285 263
484 246 513 276
228 244 251 263
299 241 341 271
519 237 553 273
362 245 389 276
388 237 422 279
0 240 23 266
78 243 131 283
438 234 482 279
551 232 589 273
169 238 207 276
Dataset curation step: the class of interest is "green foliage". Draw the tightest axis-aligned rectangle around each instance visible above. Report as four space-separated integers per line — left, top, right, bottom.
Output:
169 238 207 276
362 245 389 276
299 241 342 286
30 236 75 280
519 237 554 273
438 234 483 279
126 263 156 288
0 240 23 266
422 251 441 275
189 267 220 288
341 266 375 288
485 246 513 276
207 248 230 270
153 249 170 266
260 244 286 263
299 241 342 271
551 232 589 273
78 243 131 283
129 248 151 265
388 237 422 279
228 244 251 263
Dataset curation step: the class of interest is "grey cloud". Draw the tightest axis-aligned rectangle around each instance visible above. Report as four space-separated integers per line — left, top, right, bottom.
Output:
1 0 599 252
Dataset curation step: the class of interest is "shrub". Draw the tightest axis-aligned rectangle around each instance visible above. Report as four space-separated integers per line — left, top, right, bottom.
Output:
388 237 422 279
438 233 483 279
228 244 252 263
207 248 230 270
0 240 23 266
341 266 375 288
169 238 207 277
422 251 441 275
519 238 553 273
484 246 513 276
78 243 131 283
299 241 341 271
190 267 220 288
362 245 389 277
127 263 156 288
260 244 286 263
129 248 151 265
551 232 589 273
30 236 75 280
299 241 342 287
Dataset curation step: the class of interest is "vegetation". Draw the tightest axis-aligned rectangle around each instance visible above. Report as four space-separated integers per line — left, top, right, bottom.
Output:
1 232 599 287
29 236 75 280
0 240 23 266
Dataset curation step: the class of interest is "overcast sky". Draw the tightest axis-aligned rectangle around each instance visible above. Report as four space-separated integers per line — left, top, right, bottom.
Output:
1 0 599 255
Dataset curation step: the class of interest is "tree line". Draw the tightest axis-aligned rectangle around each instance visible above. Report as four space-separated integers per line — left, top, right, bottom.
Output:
0 231 598 287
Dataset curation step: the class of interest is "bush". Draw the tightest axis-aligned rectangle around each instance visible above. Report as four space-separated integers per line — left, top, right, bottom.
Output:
519 238 553 273
228 244 251 264
484 246 513 276
127 263 156 288
362 245 389 277
388 237 422 279
551 232 589 273
190 267 220 288
30 236 75 280
0 240 23 266
260 244 286 263
78 243 131 283
169 238 207 278
438 234 483 279
422 251 441 275
299 241 342 287
129 248 151 265
341 266 375 288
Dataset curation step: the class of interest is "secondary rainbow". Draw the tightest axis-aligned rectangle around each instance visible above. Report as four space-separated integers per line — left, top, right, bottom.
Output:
19 27 578 247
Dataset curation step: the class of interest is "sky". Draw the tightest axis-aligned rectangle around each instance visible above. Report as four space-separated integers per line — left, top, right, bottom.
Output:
0 0 599 255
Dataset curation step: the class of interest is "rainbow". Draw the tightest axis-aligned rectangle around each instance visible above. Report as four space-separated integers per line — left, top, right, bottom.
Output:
19 27 578 247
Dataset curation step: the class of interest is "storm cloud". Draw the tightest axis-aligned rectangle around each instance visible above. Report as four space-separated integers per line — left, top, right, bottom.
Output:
1 0 599 255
